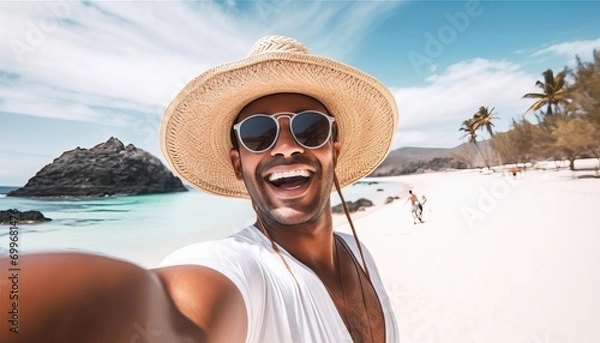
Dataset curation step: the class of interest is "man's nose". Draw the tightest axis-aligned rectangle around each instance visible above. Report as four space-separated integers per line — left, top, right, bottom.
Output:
270 118 304 157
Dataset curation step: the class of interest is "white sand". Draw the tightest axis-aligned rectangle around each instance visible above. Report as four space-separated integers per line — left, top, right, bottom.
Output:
334 169 600 342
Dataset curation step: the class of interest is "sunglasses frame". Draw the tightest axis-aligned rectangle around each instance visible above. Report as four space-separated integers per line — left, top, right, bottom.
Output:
233 110 336 153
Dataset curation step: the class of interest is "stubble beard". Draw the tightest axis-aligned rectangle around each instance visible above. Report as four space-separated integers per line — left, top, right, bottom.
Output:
244 160 335 229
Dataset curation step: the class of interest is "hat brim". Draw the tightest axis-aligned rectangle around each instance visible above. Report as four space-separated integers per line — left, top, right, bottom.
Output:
160 52 399 198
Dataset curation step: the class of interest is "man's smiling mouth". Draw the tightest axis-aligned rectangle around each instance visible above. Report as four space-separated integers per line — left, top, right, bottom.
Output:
267 169 312 189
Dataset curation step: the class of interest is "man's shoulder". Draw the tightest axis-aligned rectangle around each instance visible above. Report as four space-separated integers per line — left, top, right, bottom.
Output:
335 231 373 254
159 226 265 268
156 226 270 308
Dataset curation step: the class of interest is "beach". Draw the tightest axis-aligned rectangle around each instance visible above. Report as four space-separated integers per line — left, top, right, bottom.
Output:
335 168 600 342
2 168 598 341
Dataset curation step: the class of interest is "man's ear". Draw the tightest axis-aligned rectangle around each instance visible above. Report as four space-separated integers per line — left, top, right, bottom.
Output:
332 141 341 167
229 149 243 180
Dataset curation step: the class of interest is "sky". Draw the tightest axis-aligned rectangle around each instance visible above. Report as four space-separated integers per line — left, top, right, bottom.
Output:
1 0 599 186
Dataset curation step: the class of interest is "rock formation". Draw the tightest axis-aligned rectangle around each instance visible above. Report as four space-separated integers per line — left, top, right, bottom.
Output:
1 209 51 224
8 137 187 198
331 198 374 214
384 196 400 204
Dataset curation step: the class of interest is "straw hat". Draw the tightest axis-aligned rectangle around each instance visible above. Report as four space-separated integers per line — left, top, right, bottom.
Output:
160 35 399 198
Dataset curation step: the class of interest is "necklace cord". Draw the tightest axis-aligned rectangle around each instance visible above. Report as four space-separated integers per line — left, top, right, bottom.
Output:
333 171 371 282
334 235 351 330
252 201 301 289
337 235 377 343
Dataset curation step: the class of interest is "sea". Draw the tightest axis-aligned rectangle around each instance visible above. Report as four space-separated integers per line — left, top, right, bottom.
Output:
0 181 405 268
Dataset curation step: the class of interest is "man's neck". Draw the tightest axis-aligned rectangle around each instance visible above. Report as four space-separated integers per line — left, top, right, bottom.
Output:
255 211 337 274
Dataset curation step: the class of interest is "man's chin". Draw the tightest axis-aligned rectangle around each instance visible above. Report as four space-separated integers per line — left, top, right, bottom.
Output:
268 207 314 226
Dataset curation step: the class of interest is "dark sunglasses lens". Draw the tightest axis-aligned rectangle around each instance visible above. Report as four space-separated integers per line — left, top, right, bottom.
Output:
240 116 278 152
292 112 331 147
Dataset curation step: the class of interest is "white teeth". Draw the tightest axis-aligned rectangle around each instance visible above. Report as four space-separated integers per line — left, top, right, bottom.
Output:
268 169 310 181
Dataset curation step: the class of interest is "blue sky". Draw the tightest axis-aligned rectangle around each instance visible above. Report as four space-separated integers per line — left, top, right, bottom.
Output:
1 0 599 186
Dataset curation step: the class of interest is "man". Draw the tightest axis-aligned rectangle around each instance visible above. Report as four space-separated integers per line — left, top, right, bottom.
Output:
0 36 399 342
404 190 425 224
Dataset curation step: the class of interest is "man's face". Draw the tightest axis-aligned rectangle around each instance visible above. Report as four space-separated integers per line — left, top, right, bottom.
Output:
229 93 341 227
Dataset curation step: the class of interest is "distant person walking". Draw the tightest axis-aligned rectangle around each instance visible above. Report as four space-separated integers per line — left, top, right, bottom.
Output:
404 190 426 224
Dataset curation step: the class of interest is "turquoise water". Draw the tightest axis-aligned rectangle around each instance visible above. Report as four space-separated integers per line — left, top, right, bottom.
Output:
0 180 405 267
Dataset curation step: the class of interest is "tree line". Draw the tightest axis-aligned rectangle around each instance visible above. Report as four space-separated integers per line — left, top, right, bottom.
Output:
458 49 600 171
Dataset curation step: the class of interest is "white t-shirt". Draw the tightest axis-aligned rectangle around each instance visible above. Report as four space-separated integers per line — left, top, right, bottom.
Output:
159 226 399 343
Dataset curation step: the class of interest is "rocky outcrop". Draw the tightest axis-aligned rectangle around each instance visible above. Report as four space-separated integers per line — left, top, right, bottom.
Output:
332 198 374 214
369 145 478 176
8 137 187 198
1 209 51 224
371 157 468 176
384 196 400 204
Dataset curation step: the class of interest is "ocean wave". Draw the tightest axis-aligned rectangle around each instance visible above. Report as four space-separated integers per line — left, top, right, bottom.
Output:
0 227 62 237
60 218 121 227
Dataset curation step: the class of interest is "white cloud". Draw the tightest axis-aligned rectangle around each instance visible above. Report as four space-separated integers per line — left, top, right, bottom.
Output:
0 0 402 125
270 1 400 59
530 37 600 64
0 0 405 185
390 58 537 148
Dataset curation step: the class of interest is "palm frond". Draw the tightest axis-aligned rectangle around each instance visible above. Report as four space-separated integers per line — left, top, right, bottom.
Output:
522 92 546 99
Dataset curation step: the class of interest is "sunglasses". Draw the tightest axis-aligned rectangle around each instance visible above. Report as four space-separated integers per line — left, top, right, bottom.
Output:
232 110 336 153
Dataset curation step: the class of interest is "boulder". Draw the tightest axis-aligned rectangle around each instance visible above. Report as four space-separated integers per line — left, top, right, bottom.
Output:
8 137 187 198
1 209 51 224
332 198 374 214
384 196 400 204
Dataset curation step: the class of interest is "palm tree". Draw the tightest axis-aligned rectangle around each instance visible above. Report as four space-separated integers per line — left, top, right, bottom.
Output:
523 68 569 121
459 117 488 167
473 106 498 138
459 118 478 144
567 49 600 127
460 111 497 170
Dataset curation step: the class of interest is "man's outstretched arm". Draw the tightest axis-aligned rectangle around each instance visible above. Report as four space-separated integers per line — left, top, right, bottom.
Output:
155 265 248 343
0 252 246 343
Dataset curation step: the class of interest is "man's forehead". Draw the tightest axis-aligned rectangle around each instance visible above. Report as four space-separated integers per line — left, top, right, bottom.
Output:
236 93 330 121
